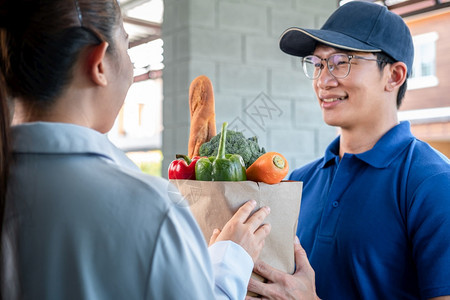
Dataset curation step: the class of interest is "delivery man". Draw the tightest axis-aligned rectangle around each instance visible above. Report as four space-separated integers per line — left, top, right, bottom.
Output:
246 2 450 299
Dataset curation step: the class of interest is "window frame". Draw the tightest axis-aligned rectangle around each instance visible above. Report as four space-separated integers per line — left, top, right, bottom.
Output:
408 31 439 90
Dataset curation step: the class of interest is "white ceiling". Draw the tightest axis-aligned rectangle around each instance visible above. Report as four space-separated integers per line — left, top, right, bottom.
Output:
120 0 163 48
119 0 164 76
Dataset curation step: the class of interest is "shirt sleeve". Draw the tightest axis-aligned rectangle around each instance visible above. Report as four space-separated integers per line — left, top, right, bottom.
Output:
408 171 450 298
147 203 253 300
208 241 253 299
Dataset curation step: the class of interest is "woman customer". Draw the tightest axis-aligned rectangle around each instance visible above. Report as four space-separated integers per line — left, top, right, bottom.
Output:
0 0 271 299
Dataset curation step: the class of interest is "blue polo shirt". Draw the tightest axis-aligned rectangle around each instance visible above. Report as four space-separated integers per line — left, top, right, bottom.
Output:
289 121 450 299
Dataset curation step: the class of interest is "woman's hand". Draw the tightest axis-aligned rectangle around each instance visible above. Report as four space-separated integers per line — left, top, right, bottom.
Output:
246 237 319 300
209 200 271 262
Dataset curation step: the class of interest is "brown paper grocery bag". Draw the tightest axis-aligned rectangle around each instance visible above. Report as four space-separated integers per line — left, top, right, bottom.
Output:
169 180 302 294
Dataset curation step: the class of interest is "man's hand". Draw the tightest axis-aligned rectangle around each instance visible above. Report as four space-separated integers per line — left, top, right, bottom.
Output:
246 237 319 300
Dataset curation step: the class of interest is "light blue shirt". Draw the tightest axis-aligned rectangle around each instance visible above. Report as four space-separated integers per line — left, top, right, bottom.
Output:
4 122 253 300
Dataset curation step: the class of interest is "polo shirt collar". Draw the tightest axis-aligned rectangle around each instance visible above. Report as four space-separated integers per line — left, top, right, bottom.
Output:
321 136 340 168
320 121 415 169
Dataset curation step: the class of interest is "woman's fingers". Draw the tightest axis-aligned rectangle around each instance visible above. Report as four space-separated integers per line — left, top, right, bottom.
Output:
212 200 271 262
245 205 270 233
254 223 271 242
232 199 257 223
227 199 271 235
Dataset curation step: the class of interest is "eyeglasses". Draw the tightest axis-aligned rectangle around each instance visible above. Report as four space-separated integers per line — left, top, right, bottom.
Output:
302 53 383 80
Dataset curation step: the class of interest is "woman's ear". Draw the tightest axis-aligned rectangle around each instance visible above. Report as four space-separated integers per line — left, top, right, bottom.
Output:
87 42 109 87
385 61 407 92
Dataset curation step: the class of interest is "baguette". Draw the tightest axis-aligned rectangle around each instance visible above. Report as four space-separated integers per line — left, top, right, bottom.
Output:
188 75 217 158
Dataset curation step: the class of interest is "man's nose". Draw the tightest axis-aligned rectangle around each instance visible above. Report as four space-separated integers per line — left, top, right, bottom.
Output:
316 65 338 89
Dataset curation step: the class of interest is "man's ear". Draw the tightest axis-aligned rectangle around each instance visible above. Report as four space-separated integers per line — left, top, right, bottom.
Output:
87 41 109 87
385 62 407 92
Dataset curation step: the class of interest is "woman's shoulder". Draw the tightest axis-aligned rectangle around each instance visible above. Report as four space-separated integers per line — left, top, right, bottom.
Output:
89 162 180 215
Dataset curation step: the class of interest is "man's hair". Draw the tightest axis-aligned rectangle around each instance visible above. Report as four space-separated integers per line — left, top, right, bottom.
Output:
375 52 408 109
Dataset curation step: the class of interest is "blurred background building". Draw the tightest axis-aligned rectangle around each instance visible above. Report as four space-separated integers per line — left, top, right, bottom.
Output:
392 0 450 157
110 0 164 175
114 0 450 178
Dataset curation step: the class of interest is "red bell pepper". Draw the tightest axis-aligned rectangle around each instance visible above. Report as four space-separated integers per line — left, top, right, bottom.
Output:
168 154 200 180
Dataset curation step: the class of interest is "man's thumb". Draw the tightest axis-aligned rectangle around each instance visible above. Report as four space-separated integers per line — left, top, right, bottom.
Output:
209 228 221 246
294 237 310 273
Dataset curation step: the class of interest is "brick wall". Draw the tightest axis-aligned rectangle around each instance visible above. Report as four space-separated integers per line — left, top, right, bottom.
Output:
403 10 450 110
402 9 450 157
161 0 337 178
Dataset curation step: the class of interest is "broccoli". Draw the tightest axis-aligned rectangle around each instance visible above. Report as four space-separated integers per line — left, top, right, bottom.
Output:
199 130 266 168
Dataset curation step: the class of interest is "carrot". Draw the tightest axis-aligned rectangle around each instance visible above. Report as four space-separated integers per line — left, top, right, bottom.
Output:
246 152 289 184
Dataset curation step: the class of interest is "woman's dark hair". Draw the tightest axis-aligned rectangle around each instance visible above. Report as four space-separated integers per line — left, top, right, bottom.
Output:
0 0 121 297
0 70 10 223
375 52 408 109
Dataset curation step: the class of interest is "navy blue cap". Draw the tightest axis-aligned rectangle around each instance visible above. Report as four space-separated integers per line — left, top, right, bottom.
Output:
279 1 414 76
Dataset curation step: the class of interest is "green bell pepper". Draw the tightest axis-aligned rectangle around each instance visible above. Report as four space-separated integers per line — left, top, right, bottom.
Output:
195 122 247 181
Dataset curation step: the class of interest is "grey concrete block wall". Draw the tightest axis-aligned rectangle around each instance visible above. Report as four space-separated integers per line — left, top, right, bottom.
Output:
161 0 338 178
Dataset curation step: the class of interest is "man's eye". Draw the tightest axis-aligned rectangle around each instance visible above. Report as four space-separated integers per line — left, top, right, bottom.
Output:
332 56 348 66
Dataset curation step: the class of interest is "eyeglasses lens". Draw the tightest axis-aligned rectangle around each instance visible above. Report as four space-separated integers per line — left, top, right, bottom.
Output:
302 54 351 79
328 54 350 78
303 56 321 79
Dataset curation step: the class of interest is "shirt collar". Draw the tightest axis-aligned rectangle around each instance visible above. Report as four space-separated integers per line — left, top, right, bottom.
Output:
11 122 126 166
320 121 415 169
320 135 340 168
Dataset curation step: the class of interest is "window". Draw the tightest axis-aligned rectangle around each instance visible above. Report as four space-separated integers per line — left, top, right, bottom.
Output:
408 32 439 90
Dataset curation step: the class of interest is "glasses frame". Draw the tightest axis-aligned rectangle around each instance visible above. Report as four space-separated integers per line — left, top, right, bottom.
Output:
302 53 383 80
